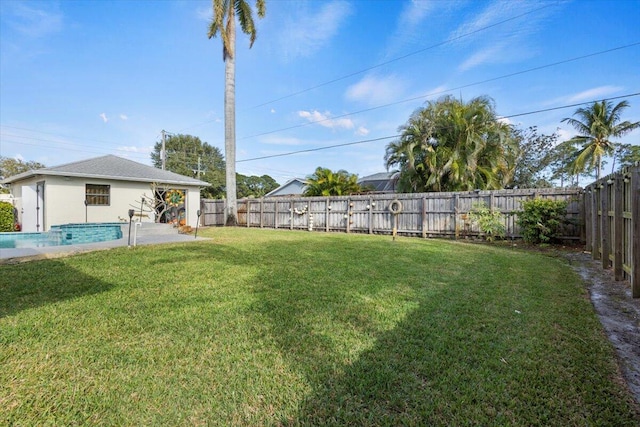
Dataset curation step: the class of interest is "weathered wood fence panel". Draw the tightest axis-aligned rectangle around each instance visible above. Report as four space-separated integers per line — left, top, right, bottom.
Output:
203 187 582 240
583 166 639 298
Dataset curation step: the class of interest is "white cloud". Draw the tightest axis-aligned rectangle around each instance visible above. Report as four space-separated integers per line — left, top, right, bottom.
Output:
423 85 449 99
458 42 507 72
355 126 370 136
298 110 354 130
4 2 63 38
260 136 304 146
383 0 459 57
117 146 152 154
279 1 352 59
345 74 407 106
196 6 212 22
99 113 108 123
270 108 276 114
397 0 436 29
542 85 624 106
451 1 552 71
566 86 623 103
119 114 128 121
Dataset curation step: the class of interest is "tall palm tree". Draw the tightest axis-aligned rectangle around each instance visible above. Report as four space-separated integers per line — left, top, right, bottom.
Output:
208 0 265 225
561 100 639 181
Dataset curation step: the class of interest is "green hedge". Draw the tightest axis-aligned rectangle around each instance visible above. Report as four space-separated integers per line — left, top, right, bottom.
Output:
517 198 568 244
0 201 15 232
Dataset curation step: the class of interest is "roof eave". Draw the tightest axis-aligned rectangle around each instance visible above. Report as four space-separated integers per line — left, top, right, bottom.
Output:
1 170 208 187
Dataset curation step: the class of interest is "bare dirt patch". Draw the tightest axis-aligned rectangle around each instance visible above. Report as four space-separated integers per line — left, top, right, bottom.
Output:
562 251 640 405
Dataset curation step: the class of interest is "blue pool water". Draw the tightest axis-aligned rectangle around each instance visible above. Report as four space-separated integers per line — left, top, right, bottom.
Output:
0 223 124 249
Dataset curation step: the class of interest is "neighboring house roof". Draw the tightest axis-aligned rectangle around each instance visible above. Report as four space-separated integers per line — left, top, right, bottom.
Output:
265 178 308 197
1 155 210 187
358 172 399 193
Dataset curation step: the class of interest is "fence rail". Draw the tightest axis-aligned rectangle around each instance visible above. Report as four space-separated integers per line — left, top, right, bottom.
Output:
202 187 583 240
583 166 639 298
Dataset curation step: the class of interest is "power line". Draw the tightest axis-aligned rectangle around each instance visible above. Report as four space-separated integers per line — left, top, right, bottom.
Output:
1 125 129 146
0 132 151 156
237 135 397 163
239 42 640 140
243 2 558 111
174 3 558 134
4 93 638 167
236 92 640 163
499 93 640 119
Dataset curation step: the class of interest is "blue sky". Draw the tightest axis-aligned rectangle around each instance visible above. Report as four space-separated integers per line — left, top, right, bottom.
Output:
1 0 639 184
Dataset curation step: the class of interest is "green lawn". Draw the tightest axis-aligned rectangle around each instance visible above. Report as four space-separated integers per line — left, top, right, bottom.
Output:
1 228 638 426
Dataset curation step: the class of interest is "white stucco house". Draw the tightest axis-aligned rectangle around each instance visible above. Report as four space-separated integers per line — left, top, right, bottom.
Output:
0 155 209 232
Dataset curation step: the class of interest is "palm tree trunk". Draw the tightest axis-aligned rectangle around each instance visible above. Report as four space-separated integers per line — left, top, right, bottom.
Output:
224 15 237 226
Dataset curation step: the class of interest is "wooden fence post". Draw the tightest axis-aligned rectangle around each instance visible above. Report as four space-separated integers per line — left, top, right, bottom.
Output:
260 199 264 228
346 198 351 234
368 196 373 235
592 187 600 261
422 196 427 239
585 188 592 252
290 200 294 230
274 201 279 229
453 194 459 239
632 167 640 298
326 199 330 232
614 175 624 280
601 182 610 269
246 201 251 228
579 190 586 244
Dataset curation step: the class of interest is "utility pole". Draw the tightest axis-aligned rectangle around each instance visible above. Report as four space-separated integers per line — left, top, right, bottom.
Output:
193 156 205 179
161 130 166 170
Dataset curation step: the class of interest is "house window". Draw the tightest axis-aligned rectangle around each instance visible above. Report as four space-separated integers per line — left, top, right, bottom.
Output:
86 184 110 206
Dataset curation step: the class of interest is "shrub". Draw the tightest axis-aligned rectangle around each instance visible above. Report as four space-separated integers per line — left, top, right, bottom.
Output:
0 201 15 232
517 198 568 244
468 202 505 241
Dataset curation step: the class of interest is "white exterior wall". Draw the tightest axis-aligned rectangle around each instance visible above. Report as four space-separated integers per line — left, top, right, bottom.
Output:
9 175 202 231
185 187 201 227
44 176 155 228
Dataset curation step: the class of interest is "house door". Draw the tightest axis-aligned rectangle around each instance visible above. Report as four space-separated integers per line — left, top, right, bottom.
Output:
21 182 45 232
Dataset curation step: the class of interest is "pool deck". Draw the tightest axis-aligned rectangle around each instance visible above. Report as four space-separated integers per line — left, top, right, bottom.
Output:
0 223 210 263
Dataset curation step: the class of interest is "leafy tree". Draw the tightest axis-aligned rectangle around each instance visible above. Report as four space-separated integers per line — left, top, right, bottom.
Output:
509 127 559 188
303 167 362 196
548 140 585 187
561 100 640 181
208 0 266 225
385 95 519 192
151 134 225 198
236 174 278 198
613 143 640 171
0 156 45 180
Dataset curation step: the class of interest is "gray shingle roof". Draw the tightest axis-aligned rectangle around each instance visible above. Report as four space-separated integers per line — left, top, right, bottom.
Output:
1 155 209 186
358 172 399 192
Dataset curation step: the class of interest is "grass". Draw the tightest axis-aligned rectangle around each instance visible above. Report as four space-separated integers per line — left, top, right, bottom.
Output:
1 228 638 426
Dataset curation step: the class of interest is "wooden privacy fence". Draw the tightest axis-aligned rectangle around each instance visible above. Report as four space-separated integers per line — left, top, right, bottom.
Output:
202 187 582 240
583 166 640 298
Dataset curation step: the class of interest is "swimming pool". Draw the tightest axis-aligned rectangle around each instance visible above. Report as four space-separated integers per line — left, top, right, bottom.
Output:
0 223 124 249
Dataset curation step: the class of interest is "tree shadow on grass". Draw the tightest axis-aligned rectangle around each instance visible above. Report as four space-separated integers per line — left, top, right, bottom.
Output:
245 239 640 426
0 260 113 318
